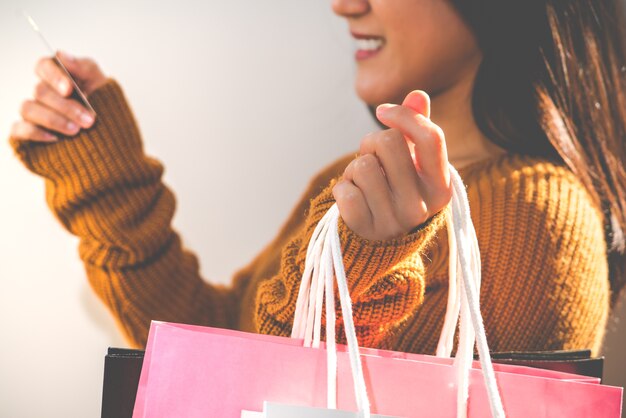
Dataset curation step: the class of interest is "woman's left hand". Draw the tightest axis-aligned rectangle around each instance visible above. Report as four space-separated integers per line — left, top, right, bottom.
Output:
332 90 452 241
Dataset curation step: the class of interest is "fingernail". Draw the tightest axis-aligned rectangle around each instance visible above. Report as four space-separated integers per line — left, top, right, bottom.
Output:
80 112 94 127
58 80 69 94
376 104 396 117
67 121 79 132
43 132 58 141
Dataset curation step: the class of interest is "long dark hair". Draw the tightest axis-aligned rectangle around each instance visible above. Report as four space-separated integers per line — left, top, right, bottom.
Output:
445 0 626 305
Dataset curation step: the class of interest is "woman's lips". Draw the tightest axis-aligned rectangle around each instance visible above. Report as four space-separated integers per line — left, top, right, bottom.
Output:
352 33 385 61
356 48 382 60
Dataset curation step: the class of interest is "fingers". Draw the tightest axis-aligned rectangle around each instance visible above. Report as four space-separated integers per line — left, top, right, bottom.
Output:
35 56 73 97
334 89 453 241
10 121 58 142
333 179 372 233
34 51 107 101
356 130 430 233
402 90 430 118
33 81 95 129
12 52 103 143
359 129 422 212
375 102 449 191
349 154 397 226
20 99 81 137
338 154 406 239
57 51 94 79
56 51 107 96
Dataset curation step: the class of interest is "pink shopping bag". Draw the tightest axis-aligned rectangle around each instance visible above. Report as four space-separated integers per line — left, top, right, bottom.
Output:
132 321 622 418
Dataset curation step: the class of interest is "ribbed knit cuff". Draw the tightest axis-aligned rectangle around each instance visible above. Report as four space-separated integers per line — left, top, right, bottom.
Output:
338 208 446 295
10 78 156 198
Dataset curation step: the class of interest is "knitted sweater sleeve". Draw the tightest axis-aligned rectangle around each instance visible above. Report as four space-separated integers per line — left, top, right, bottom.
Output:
10 79 239 347
10 79 445 349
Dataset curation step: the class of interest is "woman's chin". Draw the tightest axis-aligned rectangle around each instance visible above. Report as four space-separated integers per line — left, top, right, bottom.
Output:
354 73 410 107
355 83 393 107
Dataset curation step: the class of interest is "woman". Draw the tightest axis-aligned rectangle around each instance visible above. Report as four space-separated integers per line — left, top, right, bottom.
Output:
9 0 625 356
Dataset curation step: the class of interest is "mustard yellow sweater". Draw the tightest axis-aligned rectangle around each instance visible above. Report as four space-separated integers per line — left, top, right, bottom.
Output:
10 79 610 356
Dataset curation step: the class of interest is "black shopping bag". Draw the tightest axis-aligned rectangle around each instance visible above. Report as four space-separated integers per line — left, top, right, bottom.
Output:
101 348 145 418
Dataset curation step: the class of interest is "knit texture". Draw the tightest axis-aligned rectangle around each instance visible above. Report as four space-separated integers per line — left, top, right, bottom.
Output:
10 79 610 356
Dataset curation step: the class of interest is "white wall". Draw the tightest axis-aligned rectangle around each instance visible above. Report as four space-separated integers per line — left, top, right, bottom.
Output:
0 1 624 417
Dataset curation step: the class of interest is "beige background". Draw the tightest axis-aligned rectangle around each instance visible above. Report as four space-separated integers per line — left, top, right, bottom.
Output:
0 1 624 417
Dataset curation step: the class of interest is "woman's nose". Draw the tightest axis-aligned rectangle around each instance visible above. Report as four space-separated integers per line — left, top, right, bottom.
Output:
331 0 370 18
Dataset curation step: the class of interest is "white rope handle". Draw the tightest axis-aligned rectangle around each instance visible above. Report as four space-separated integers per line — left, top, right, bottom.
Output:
437 166 504 418
328 205 371 417
292 164 505 418
292 204 370 416
449 167 504 418
292 208 335 344
436 207 460 358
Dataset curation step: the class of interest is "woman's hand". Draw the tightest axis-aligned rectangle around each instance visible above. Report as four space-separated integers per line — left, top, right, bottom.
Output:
10 51 108 142
333 90 452 241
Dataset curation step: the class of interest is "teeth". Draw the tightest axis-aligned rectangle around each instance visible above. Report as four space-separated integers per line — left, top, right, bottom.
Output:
355 38 384 51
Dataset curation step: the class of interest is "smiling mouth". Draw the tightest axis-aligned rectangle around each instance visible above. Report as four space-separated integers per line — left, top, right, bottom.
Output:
353 36 385 61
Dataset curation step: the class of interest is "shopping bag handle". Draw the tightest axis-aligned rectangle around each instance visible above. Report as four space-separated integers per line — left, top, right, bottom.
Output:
444 167 505 418
292 165 505 418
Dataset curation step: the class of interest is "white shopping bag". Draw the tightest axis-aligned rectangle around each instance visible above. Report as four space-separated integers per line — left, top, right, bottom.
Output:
242 402 398 418
240 411 263 418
